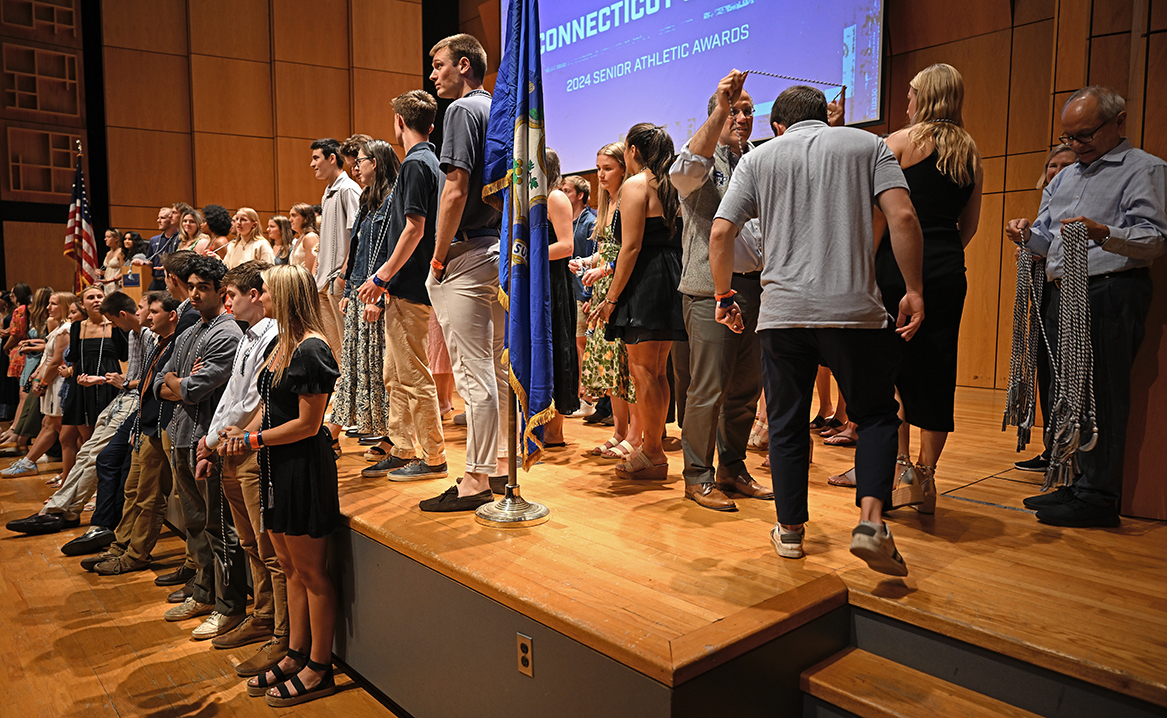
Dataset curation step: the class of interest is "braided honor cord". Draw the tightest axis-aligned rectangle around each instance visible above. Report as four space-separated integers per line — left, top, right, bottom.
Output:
1002 250 1046 449
1045 221 1098 490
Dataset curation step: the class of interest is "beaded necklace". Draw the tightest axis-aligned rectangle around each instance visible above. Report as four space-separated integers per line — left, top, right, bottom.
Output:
168 310 234 466
732 70 845 158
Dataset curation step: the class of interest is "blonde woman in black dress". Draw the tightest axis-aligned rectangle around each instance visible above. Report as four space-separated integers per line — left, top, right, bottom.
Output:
223 264 340 707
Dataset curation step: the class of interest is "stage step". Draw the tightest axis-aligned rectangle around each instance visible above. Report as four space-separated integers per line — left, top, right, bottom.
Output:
800 648 1041 718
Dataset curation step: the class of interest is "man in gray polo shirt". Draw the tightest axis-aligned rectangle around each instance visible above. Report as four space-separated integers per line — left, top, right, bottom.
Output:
421 33 506 513
670 70 774 512
711 84 925 576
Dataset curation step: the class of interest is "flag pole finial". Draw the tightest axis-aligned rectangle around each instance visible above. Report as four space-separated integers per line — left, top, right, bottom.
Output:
75 139 83 156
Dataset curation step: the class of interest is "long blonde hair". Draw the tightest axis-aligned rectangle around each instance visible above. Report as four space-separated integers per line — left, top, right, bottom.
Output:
591 141 626 240
262 264 325 383
908 63 977 187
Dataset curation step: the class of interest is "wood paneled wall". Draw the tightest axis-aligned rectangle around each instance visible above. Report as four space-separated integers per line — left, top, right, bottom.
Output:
100 0 424 240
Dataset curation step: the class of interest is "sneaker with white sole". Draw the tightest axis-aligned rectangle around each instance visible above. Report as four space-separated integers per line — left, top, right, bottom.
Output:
389 459 448 482
191 611 246 640
2 457 38 477
770 523 805 559
164 596 214 622
849 521 909 576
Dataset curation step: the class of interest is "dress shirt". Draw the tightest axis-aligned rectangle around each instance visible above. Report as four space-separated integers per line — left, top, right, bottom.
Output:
316 171 362 291
205 317 278 449
1026 139 1167 278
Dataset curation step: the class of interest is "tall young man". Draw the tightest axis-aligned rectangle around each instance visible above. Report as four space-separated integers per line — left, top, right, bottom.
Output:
88 292 178 577
710 82 925 576
420 33 505 512
196 260 286 675
155 256 247 639
310 137 361 367
66 293 153 554
358 90 447 481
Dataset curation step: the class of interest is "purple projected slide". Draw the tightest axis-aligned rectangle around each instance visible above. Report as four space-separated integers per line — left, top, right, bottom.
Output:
501 0 884 173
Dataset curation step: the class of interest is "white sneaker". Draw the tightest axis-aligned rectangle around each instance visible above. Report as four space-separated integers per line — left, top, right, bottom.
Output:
569 401 595 418
191 611 245 640
770 523 805 559
849 521 909 576
2 457 38 477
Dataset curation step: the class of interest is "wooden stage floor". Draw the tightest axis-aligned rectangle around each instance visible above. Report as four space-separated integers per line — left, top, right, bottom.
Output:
2 385 1166 716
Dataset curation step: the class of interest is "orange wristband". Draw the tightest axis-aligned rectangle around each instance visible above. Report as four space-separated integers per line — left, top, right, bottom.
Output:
430 258 445 271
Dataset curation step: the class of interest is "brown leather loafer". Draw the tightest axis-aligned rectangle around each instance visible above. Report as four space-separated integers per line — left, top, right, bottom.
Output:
212 614 274 649
684 482 738 511
716 468 775 500
235 634 289 677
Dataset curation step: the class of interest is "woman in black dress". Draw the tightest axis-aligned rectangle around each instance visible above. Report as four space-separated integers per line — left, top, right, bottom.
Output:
543 147 580 447
873 63 983 512
224 264 340 707
591 123 685 479
63 285 127 472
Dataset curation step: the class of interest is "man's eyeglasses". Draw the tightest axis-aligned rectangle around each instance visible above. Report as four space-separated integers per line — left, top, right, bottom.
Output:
730 106 755 118
1059 117 1111 145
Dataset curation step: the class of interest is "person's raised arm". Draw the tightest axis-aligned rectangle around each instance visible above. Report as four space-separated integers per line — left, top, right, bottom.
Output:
876 187 925 340
431 167 470 280
671 70 744 200
547 189 575 261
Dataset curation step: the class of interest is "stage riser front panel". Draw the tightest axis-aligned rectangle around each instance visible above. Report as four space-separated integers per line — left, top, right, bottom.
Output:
333 529 673 718
672 607 850 718
852 609 1163 718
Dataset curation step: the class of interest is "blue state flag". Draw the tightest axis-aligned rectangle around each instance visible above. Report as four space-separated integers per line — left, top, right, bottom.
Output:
483 0 554 470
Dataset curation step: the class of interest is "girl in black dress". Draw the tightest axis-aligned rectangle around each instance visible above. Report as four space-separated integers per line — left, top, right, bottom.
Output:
64 285 126 471
543 147 580 446
223 264 340 707
868 63 983 512
591 123 685 479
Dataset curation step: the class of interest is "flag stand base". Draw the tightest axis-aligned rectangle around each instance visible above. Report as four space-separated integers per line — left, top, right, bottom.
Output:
475 387 550 528
474 484 550 528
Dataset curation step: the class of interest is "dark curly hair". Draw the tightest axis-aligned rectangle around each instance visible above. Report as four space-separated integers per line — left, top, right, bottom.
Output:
203 204 233 237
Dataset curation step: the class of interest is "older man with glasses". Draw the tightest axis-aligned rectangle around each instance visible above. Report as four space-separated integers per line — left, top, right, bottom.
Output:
1007 85 1167 528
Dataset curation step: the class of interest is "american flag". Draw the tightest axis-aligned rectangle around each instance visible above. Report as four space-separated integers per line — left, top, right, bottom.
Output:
64 155 98 290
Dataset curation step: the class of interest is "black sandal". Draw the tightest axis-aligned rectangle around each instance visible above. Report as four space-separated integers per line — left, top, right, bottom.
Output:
818 417 844 436
808 415 828 431
247 647 308 697
265 658 336 707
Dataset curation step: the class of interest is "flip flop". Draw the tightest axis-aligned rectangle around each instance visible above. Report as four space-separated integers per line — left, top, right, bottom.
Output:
828 467 857 487
808 415 828 431
615 449 668 480
818 418 844 437
823 432 857 447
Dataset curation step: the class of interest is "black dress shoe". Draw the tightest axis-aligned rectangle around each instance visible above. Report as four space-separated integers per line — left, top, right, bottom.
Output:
155 565 197 587
1022 485 1074 510
1014 454 1050 472
358 435 386 445
1036 496 1121 528
61 526 115 555
6 512 79 535
419 486 493 512
167 578 195 603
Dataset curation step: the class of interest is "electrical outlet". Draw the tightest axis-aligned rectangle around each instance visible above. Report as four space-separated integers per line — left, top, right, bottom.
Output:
516 633 533 677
